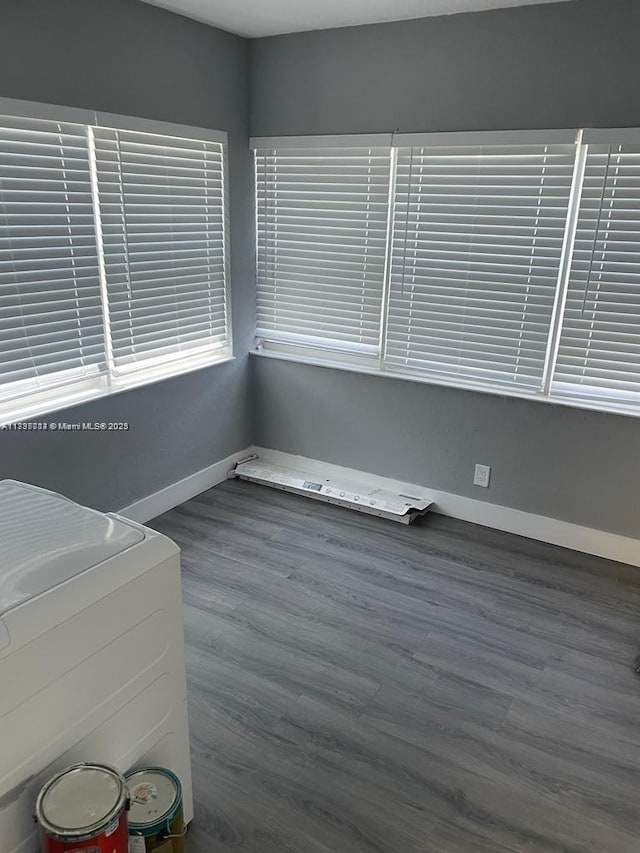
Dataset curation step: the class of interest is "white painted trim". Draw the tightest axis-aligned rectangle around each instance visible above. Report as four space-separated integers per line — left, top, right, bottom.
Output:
118 446 254 524
0 96 230 144
393 129 579 147
250 131 580 151
95 111 228 144
250 133 393 150
253 446 640 568
582 127 640 145
0 95 94 125
116 442 640 567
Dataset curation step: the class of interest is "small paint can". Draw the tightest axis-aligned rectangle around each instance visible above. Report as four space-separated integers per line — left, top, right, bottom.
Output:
125 768 185 853
35 763 129 853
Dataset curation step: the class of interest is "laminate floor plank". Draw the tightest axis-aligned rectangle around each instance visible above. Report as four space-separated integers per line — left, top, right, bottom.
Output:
148 479 640 852
363 681 640 838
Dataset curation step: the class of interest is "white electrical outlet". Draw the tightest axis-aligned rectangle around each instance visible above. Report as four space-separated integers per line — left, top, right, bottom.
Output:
474 464 491 488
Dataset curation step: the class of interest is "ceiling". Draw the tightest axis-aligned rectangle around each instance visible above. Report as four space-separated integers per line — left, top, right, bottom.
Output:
139 0 574 38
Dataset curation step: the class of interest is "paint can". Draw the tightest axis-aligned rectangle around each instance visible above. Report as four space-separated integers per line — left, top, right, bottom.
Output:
126 768 185 853
35 763 129 853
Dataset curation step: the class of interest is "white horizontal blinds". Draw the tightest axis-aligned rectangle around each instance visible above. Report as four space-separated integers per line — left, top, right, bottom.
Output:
0 114 104 402
92 127 228 371
552 141 640 407
386 141 577 389
255 145 392 354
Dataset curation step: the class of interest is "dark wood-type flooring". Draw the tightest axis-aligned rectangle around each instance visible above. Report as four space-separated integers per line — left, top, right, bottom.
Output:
149 479 640 852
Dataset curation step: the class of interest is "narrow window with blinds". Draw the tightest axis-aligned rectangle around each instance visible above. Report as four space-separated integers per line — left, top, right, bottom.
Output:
91 126 230 375
254 141 392 356
0 112 105 416
0 98 231 424
551 133 640 413
385 135 577 391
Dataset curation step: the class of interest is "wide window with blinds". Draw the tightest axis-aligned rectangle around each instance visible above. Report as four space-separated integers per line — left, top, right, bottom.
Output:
254 138 392 355
253 128 640 417
0 99 231 424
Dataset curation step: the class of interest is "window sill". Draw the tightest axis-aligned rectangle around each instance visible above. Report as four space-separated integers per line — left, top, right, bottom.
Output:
250 345 640 420
0 351 235 427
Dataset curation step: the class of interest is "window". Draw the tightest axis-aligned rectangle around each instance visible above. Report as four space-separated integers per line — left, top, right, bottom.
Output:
0 111 105 414
253 129 640 417
92 123 229 375
552 130 640 410
0 99 231 424
386 133 576 391
254 136 392 355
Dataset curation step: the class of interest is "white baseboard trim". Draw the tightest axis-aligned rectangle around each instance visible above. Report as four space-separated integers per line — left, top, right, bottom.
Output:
118 446 254 524
253 446 640 568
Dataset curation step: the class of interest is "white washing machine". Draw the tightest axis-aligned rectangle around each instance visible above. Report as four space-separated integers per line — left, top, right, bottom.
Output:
0 480 193 853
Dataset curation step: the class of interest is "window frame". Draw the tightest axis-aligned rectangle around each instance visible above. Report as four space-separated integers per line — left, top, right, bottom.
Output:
0 96 233 426
252 128 640 419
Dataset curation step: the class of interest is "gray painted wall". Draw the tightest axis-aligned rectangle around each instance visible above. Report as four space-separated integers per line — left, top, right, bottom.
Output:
250 0 640 537
0 0 253 511
251 0 640 135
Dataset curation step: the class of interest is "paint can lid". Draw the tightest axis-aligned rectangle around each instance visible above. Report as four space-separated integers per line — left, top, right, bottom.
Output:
126 768 183 837
36 763 128 840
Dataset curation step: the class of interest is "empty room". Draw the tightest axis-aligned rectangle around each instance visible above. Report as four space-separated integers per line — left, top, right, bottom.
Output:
2 0 640 851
